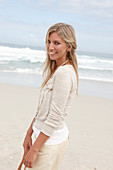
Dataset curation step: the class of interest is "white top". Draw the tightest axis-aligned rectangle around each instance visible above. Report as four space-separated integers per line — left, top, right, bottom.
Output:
33 122 69 145
33 65 77 138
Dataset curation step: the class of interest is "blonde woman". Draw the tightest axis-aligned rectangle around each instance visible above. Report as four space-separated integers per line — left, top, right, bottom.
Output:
23 23 78 170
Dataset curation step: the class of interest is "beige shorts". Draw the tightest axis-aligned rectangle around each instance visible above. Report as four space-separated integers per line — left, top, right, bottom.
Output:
26 134 69 170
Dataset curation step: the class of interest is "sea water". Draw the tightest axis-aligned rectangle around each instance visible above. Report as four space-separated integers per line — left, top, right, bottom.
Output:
0 44 113 98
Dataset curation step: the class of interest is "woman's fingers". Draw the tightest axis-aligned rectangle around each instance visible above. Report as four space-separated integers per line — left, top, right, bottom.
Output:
23 141 30 151
23 134 32 151
29 139 32 148
24 159 32 168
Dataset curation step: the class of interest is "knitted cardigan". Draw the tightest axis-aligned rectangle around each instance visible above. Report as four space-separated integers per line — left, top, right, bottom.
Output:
33 65 77 136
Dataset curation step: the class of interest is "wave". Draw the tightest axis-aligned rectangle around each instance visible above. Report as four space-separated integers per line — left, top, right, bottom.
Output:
79 65 113 71
1 69 112 83
77 54 113 64
78 58 113 65
0 61 8 64
0 45 113 84
0 46 46 63
0 46 113 65
79 76 113 83
0 68 42 74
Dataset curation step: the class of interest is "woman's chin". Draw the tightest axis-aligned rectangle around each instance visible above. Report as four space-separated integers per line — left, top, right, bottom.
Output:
50 56 56 61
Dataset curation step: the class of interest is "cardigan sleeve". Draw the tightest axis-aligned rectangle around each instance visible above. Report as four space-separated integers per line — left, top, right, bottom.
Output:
41 67 72 136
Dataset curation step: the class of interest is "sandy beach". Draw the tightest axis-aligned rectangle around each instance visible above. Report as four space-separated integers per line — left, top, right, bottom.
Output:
0 82 113 170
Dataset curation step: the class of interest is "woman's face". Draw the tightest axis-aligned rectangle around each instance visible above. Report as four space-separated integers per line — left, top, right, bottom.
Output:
47 32 69 65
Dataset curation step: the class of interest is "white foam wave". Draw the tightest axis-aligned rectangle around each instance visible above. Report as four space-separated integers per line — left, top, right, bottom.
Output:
79 65 113 71
77 54 113 64
0 46 46 63
0 45 113 83
0 68 43 74
0 61 8 64
78 58 113 64
1 69 112 82
77 55 95 59
80 75 113 83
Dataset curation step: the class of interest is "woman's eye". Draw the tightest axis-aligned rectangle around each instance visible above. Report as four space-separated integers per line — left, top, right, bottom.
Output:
48 40 51 44
54 41 60 45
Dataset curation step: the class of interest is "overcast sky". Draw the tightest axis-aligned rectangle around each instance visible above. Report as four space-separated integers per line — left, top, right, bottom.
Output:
0 0 113 54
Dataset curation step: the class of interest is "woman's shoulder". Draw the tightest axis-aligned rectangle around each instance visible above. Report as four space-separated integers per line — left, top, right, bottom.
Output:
55 64 75 76
53 65 76 84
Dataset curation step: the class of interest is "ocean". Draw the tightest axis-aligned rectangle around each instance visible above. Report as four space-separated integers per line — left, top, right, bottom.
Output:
0 44 113 98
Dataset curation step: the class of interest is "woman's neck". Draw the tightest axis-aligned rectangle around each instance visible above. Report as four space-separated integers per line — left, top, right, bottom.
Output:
56 59 69 68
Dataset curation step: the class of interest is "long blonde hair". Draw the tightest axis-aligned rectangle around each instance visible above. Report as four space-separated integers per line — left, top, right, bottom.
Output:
41 23 79 94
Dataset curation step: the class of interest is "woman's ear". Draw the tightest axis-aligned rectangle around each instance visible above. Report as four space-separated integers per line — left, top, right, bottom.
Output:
67 45 71 52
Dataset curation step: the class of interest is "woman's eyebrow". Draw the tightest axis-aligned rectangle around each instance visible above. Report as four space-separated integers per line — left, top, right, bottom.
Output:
49 39 61 42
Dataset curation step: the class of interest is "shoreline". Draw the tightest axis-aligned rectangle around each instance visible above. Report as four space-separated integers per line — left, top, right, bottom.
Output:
79 78 113 99
0 73 113 99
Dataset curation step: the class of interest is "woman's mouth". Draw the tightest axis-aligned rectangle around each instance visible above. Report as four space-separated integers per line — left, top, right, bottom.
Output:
49 52 57 56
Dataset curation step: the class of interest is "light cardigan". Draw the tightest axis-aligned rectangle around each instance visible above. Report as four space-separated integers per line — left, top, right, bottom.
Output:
33 65 77 136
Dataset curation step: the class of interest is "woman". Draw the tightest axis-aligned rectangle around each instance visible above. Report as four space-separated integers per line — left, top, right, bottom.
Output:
23 23 78 170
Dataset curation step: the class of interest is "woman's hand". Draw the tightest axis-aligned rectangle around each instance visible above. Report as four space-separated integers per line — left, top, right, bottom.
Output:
23 147 38 168
23 132 32 151
23 131 49 168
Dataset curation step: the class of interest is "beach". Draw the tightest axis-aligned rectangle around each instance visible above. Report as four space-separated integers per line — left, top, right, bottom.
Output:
0 82 113 170
0 0 113 169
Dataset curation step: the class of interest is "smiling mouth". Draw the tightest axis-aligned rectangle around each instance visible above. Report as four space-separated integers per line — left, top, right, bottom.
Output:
49 52 57 56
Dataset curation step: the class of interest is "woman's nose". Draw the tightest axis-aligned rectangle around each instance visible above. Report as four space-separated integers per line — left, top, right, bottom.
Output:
49 43 54 50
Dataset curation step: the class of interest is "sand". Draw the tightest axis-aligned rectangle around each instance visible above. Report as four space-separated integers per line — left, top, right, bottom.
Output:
0 82 113 170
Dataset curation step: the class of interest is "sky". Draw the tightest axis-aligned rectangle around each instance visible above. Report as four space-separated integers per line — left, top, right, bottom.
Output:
0 0 113 54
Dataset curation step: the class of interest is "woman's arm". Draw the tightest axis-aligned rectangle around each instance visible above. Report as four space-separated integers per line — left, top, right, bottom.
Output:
40 67 72 136
23 118 35 151
26 118 35 135
23 132 49 168
32 132 49 151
